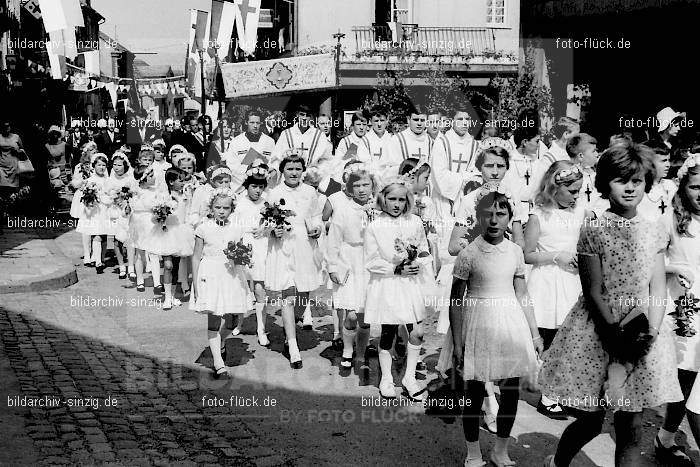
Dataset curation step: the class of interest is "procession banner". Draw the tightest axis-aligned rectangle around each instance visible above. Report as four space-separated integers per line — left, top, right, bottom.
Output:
214 53 336 99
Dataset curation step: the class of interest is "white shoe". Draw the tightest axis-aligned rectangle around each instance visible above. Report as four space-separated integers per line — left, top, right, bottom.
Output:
231 326 241 336
162 298 172 310
379 378 396 399
464 457 486 467
171 297 182 307
257 331 270 347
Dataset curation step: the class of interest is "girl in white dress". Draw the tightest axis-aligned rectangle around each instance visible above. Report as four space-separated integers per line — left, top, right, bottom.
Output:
637 143 676 229
265 153 324 369
449 190 542 467
327 165 376 373
172 151 199 297
187 165 232 228
524 161 591 420
192 189 252 379
76 153 112 274
655 154 700 465
70 142 97 266
151 140 172 193
231 162 271 346
127 165 160 292
105 152 135 279
142 167 195 310
364 179 433 400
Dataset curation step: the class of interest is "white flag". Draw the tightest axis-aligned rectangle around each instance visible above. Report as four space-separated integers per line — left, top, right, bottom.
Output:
84 50 100 75
234 0 261 56
39 0 83 32
48 29 77 60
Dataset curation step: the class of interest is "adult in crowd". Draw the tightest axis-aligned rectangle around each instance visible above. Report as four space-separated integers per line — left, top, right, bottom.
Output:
0 118 29 198
224 110 275 191
94 118 124 157
646 106 686 152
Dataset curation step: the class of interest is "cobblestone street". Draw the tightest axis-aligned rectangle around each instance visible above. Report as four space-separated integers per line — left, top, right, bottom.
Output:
1 250 698 466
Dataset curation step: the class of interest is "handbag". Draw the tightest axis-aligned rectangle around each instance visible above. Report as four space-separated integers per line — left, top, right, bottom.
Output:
17 156 35 175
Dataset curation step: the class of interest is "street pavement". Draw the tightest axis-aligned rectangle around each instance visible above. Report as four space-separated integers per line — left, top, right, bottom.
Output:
1 228 698 466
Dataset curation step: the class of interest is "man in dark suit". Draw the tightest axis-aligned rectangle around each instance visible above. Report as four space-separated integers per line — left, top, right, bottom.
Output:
94 119 124 156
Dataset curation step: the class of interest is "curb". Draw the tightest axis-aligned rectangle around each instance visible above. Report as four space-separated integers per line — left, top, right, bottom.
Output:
0 238 79 294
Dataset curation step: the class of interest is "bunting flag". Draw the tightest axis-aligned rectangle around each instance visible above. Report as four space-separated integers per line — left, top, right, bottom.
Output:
48 53 67 79
128 77 143 113
234 0 261 56
208 0 236 60
39 0 83 32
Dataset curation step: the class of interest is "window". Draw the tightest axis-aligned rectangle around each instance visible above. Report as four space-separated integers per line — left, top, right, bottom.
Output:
391 0 410 23
487 0 506 24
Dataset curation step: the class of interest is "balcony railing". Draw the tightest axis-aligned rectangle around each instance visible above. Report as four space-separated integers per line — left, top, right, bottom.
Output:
353 25 496 56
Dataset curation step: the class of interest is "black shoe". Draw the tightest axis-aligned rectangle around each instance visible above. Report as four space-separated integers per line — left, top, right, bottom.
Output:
136 284 145 292
290 360 303 370
118 271 127 279
129 273 137 282
212 366 229 379
95 265 105 274
331 337 343 351
654 436 693 466
85 262 95 268
416 360 427 372
364 344 378 359
537 399 569 420
154 285 165 295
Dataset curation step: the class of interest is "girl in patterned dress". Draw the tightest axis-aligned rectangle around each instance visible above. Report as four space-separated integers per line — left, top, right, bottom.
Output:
524 161 590 420
540 142 683 467
448 190 542 467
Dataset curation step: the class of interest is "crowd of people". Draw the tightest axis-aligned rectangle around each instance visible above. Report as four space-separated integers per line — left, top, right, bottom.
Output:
15 100 700 466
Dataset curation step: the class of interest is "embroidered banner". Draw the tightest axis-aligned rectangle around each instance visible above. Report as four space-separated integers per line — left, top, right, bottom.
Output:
213 53 336 98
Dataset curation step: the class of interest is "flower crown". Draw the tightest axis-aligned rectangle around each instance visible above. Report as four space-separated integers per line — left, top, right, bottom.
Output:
475 184 517 212
246 166 269 178
172 151 196 167
208 187 237 208
381 176 412 191
677 153 700 180
479 137 510 150
110 151 131 168
399 162 427 182
209 166 233 181
91 152 108 165
343 162 370 178
554 165 582 184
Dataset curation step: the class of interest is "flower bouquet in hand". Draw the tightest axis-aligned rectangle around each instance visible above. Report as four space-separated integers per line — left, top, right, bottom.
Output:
393 238 419 274
362 201 379 225
151 196 176 231
260 198 296 236
223 239 253 267
81 182 99 209
113 186 134 208
671 288 700 337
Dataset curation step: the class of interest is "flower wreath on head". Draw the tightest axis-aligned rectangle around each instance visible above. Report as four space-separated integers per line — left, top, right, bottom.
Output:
677 153 700 180
399 162 428 183
208 166 233 182
554 165 582 184
90 152 108 165
246 159 269 178
207 187 237 209
172 151 196 167
479 137 511 151
110 151 131 169
140 143 154 152
474 183 517 213
380 175 412 192
343 162 370 179
282 148 303 158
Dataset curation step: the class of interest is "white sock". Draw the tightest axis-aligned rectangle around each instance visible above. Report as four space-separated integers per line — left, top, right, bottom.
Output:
466 441 482 461
82 234 91 262
378 349 393 384
164 284 173 302
149 254 161 287
208 331 224 368
658 427 676 447
342 327 356 359
92 236 102 264
404 342 422 384
288 338 301 362
541 394 558 406
255 302 266 334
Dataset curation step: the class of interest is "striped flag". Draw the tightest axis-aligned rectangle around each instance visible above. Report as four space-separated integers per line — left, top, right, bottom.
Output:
208 0 236 60
234 0 261 56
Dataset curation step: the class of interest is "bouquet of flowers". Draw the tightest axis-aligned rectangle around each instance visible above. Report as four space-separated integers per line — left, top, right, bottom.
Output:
223 239 253 267
671 290 700 337
394 238 419 274
81 182 99 208
362 201 379 224
260 198 296 232
151 197 176 231
112 186 134 208
79 162 92 181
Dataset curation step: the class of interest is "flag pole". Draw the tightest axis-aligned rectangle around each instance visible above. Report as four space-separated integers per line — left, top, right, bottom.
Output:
215 52 225 155
198 49 206 116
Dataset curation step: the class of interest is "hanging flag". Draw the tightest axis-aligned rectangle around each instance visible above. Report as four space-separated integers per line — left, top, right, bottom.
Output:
187 9 210 98
39 0 83 32
233 0 261 56
83 50 100 75
48 53 67 79
128 77 143 113
208 0 236 60
24 0 42 19
213 57 226 101
48 28 78 60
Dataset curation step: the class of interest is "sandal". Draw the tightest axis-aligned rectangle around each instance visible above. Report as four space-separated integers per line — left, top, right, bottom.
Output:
340 356 353 368
537 399 568 420
482 411 497 434
401 377 427 402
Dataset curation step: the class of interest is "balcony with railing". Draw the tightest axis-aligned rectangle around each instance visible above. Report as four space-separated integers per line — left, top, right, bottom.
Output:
352 25 498 58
